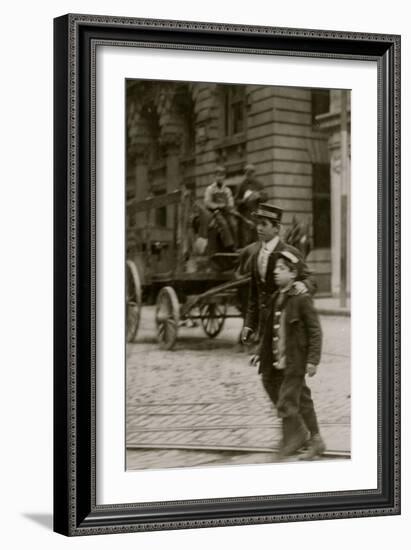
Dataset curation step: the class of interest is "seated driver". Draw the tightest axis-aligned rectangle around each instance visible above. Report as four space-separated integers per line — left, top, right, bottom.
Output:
204 165 238 251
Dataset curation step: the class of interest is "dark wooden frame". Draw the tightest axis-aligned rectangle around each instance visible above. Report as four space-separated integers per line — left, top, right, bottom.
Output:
53 13 401 536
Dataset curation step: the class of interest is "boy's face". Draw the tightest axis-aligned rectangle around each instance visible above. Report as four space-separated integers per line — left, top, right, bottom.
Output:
256 218 279 242
215 171 225 185
274 258 296 288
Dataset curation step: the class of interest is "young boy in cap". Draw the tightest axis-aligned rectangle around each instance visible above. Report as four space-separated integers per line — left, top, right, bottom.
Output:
251 249 326 459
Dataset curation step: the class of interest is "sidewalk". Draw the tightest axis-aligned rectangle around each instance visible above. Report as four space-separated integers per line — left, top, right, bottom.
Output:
314 296 350 316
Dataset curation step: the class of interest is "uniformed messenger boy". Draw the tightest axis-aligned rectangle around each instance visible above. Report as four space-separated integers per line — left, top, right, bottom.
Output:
240 203 316 345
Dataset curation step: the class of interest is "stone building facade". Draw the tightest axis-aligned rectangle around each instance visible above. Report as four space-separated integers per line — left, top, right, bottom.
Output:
126 79 350 296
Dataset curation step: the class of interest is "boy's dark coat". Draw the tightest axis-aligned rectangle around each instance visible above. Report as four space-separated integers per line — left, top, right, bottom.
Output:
243 240 316 334
259 292 322 376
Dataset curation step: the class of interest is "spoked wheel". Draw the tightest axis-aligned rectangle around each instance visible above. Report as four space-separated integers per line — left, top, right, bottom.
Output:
155 286 180 350
199 301 227 338
126 260 142 343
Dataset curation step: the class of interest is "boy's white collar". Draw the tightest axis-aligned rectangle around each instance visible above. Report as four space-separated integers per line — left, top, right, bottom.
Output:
262 235 280 252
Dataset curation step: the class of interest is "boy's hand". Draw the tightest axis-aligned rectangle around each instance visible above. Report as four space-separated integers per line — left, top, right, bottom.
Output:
306 363 317 377
293 281 308 295
249 355 260 368
241 327 253 344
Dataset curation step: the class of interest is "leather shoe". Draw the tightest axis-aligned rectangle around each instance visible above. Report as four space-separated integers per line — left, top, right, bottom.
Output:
298 433 326 460
277 417 309 458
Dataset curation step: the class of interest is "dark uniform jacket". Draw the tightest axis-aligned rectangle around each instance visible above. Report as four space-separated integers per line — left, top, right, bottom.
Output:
244 240 316 334
259 292 322 376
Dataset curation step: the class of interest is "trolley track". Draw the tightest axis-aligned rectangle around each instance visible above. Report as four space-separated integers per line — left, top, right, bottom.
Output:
127 401 351 460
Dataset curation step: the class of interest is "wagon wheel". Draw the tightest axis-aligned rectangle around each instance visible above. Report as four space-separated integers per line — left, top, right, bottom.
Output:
126 260 142 343
155 286 180 350
199 301 227 338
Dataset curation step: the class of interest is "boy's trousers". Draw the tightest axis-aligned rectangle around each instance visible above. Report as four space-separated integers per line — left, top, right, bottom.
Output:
261 368 319 436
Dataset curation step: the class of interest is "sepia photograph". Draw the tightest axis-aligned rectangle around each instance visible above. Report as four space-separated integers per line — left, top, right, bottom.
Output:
125 79 351 471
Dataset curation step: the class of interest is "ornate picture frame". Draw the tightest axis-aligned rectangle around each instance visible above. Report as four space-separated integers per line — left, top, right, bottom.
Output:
53 14 400 536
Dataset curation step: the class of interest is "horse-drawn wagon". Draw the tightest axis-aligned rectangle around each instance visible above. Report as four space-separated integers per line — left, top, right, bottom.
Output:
126 187 250 349
126 179 311 350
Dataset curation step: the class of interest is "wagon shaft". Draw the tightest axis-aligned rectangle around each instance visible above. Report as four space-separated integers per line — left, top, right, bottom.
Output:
181 275 250 316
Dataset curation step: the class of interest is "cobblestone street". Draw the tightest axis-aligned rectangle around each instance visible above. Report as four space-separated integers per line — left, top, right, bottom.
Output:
126 304 350 470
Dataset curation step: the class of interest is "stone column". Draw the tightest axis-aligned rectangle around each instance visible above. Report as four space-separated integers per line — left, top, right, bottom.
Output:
161 135 181 194
316 91 351 298
126 144 150 252
328 136 351 297
329 145 342 295
160 134 183 265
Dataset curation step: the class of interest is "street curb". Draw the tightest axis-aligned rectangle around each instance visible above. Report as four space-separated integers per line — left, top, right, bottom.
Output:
127 443 351 459
317 309 350 317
